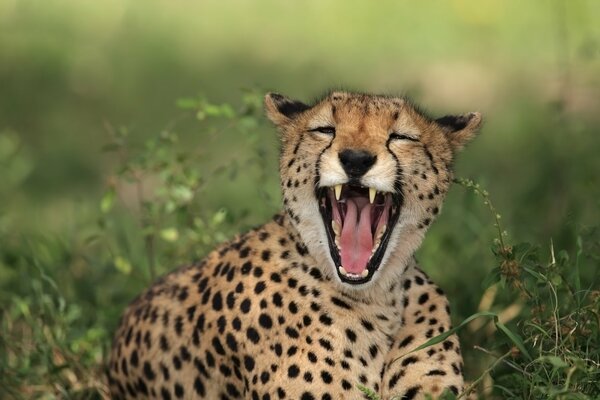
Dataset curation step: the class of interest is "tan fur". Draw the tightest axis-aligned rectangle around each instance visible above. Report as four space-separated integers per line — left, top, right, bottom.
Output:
108 91 481 400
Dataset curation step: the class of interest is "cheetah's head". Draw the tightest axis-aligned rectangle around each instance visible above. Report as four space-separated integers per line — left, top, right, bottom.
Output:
265 91 481 290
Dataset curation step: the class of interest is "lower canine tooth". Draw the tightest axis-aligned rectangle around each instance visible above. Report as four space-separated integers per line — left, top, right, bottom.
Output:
338 266 347 276
361 269 369 278
331 221 341 235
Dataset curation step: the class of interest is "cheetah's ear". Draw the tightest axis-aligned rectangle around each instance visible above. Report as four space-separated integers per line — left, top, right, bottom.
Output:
264 92 310 126
436 112 483 151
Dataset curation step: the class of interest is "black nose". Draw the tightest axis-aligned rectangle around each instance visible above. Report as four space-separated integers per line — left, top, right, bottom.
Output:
339 149 377 178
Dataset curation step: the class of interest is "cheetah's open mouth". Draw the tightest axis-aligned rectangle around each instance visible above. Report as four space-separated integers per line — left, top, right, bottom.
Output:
317 184 402 285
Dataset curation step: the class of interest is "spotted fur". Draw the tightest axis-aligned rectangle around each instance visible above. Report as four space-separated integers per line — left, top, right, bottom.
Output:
108 91 482 399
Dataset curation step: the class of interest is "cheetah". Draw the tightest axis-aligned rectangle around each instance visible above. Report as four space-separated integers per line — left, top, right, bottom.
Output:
107 91 482 400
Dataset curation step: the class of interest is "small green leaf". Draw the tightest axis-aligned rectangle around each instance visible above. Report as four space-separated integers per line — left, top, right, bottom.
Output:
114 256 132 275
100 189 116 213
211 209 227 226
160 228 179 242
176 97 199 109
538 355 569 368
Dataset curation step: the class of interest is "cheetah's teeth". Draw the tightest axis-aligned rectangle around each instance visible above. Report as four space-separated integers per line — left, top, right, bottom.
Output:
369 187 377 204
331 220 341 236
334 184 342 201
361 269 369 278
338 266 348 276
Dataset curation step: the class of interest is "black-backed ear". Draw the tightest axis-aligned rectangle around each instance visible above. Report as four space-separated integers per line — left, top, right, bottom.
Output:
436 112 482 151
264 92 310 126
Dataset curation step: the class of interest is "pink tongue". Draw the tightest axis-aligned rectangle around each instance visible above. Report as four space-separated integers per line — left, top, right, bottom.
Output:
340 200 373 274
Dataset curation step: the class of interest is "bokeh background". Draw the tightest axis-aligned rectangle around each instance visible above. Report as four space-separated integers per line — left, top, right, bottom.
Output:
1 0 599 398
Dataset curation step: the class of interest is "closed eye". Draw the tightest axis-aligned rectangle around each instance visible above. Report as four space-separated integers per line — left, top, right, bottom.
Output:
308 126 336 135
389 132 418 142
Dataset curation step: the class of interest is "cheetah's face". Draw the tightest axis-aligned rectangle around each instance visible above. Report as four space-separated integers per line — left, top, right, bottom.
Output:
265 91 481 289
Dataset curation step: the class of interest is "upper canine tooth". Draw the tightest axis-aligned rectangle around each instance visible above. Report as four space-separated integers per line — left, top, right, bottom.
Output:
334 185 342 200
369 188 377 204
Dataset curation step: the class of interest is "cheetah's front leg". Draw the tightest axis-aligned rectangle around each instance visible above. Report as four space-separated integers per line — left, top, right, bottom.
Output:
380 267 464 400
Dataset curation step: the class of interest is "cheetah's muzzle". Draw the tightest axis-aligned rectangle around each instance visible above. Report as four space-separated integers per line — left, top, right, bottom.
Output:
317 184 402 285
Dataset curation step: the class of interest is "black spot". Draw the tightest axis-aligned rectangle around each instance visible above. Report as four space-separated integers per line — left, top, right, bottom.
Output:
241 261 252 274
226 333 238 352
345 328 357 342
174 383 184 398
174 316 184 336
212 337 225 355
261 250 271 261
402 385 421 400
369 344 379 359
240 298 251 314
272 292 283 307
320 370 332 384
226 292 236 309
389 371 403 389
239 247 251 258
177 287 188 302
261 371 270 384
159 335 169 352
426 369 447 376
193 376 206 396
361 319 375 331
244 355 255 372
259 313 273 329
255 281 266 294
288 364 300 378
418 293 429 305
319 314 333 326
246 327 260 344
179 346 191 362
220 364 232 377
318 338 333 351
143 361 156 380
303 315 312 326
398 335 414 348
301 392 315 400
330 296 352 309
303 371 313 382
130 350 139 367
226 383 241 397
285 327 300 339
212 292 223 311
401 356 419 366
341 379 352 390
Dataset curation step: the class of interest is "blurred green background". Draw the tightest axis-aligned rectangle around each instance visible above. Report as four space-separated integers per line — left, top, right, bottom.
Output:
1 0 599 398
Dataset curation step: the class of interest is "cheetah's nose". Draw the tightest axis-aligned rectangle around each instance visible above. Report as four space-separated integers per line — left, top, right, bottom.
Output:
339 149 377 178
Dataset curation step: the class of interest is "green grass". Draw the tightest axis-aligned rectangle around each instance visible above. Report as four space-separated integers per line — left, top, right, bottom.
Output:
1 1 599 399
